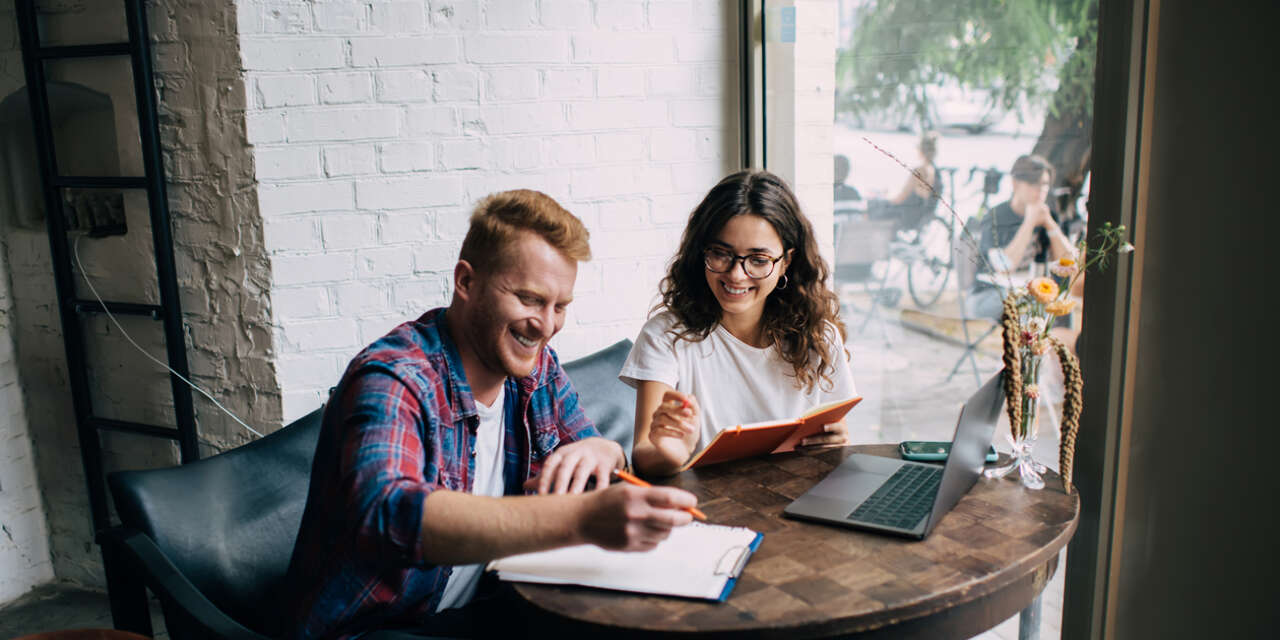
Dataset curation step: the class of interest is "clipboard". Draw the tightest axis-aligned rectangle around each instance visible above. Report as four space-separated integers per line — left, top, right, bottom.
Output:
676 396 863 471
488 523 763 601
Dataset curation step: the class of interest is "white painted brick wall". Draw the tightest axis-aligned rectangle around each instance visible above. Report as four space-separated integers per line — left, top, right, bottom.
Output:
240 0 742 421
319 71 374 104
370 2 428 34
323 144 378 177
256 74 315 108
350 37 460 67
379 142 435 173
242 39 346 71
376 69 433 103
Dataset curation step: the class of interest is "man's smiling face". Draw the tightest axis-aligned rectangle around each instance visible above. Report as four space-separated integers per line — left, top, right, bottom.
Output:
458 231 577 383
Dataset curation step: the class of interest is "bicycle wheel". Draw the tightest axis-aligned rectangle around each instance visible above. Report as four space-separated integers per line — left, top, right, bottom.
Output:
907 214 954 308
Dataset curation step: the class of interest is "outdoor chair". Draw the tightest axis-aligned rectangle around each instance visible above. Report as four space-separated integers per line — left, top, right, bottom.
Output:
833 216 897 345
100 339 637 639
947 220 1000 386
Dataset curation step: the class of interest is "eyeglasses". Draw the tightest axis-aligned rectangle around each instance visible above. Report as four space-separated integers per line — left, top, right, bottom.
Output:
703 247 786 279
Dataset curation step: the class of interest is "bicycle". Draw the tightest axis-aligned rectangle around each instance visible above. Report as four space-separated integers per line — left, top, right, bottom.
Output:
967 165 1004 222
954 165 1006 273
896 165 1005 310
895 166 957 309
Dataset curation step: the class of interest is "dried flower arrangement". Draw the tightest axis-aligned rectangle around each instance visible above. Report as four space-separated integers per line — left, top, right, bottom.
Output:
862 134 1134 492
992 222 1132 492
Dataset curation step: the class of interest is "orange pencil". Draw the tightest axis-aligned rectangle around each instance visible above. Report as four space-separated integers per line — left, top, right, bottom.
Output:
612 468 707 521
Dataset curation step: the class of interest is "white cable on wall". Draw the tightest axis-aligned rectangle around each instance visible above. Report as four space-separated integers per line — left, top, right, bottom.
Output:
72 233 265 439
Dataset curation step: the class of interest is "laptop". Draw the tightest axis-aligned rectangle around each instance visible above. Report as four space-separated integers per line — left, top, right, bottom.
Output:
782 370 1005 540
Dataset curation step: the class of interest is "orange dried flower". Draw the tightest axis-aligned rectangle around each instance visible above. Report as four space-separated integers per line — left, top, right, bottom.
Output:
1028 277 1059 304
1046 299 1077 316
1050 256 1079 278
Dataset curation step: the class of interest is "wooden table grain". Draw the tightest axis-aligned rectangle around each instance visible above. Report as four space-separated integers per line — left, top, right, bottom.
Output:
512 444 1080 639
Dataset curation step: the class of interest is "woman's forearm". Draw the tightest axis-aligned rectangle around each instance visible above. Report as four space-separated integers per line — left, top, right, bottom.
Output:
632 440 690 477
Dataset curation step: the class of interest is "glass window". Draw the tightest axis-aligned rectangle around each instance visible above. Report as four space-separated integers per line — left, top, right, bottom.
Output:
764 2 1100 637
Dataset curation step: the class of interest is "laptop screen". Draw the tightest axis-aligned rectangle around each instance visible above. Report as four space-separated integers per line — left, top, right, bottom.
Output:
925 371 1006 530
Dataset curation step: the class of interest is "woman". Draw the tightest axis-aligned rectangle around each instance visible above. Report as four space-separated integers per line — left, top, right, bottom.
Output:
870 131 940 231
620 170 857 476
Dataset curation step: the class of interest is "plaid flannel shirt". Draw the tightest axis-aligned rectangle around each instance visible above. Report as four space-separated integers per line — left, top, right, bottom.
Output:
286 308 599 639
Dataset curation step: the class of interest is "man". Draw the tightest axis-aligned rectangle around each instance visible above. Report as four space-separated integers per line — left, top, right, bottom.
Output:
967 154 1076 320
286 190 698 639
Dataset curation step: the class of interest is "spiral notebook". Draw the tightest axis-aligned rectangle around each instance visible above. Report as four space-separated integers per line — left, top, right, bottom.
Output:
488 522 763 601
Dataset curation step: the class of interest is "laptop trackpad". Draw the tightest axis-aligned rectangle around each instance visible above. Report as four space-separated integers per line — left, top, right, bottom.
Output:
806 477 888 505
805 454 903 501
806 473 884 502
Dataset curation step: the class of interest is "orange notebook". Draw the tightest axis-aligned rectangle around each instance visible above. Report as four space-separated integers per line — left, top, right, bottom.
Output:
676 396 863 471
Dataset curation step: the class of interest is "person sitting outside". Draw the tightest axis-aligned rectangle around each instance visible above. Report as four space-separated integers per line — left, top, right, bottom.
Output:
285 190 699 639
869 130 941 233
833 153 863 214
967 154 1078 321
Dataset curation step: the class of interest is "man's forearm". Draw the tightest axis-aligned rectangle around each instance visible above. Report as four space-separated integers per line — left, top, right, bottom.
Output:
1000 219 1040 271
419 491 585 565
1044 221 1074 260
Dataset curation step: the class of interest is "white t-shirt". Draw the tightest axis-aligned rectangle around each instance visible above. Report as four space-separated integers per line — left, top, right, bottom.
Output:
619 311 857 449
435 389 507 612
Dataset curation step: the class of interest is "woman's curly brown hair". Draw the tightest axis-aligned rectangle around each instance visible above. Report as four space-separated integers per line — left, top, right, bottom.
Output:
656 170 848 393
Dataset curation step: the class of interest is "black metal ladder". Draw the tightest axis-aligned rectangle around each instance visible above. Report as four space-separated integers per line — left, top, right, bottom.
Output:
13 0 198 536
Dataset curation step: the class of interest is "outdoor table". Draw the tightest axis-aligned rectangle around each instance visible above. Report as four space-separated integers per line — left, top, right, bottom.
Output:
512 443 1079 639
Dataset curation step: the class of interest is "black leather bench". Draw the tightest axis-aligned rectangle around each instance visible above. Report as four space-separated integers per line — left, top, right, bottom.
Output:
103 339 635 639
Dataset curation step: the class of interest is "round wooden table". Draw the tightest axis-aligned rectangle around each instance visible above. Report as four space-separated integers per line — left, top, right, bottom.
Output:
513 444 1080 639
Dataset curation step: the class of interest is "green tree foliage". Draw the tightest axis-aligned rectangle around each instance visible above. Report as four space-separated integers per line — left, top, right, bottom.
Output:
837 0 1097 132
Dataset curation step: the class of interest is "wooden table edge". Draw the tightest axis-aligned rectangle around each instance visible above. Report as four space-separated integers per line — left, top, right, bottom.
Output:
512 448 1081 639
825 497 1078 637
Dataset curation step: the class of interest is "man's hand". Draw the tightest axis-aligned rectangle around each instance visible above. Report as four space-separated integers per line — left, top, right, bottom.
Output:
799 419 850 448
524 436 624 495
577 483 697 551
1026 202 1055 228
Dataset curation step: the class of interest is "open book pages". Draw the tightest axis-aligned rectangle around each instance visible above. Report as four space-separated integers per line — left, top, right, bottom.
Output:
488 522 762 601
676 396 862 471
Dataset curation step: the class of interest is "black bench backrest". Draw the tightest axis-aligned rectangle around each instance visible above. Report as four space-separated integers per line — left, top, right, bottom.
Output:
561 338 636 457
108 407 324 637
103 339 636 637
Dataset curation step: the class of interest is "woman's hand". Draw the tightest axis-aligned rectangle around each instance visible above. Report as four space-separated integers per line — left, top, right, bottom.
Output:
799 419 849 448
632 384 700 476
648 390 698 446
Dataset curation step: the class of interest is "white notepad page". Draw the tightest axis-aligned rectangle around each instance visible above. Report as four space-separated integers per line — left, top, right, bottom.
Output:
488 522 760 600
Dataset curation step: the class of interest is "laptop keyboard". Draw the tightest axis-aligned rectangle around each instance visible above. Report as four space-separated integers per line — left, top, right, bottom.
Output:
848 464 943 530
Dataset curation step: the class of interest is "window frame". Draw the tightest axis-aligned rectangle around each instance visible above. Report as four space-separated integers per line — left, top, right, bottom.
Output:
738 1 1156 636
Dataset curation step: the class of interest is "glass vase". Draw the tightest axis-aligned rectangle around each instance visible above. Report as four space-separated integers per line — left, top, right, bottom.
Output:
984 352 1049 490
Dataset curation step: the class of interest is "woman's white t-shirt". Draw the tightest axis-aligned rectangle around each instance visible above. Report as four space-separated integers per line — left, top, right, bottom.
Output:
619 311 857 449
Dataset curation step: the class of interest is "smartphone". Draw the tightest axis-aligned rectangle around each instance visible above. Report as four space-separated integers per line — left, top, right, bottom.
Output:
899 440 998 463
